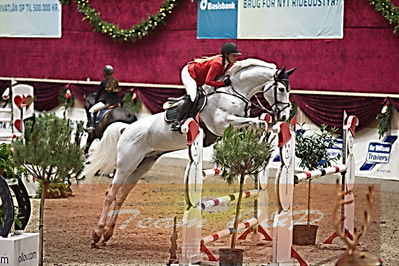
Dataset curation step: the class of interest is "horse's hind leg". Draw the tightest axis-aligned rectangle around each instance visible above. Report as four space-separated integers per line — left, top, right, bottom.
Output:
91 182 123 248
102 157 159 244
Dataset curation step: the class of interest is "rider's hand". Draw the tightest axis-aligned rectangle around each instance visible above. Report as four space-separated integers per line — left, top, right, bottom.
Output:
224 77 231 86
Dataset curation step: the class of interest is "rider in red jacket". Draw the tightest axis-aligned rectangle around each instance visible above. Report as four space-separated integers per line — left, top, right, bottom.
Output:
171 42 241 131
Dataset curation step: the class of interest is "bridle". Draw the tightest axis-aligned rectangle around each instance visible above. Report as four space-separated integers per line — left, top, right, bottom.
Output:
203 67 291 120
255 75 291 120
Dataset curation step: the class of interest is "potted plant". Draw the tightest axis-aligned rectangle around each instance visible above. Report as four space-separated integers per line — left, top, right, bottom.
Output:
12 112 85 266
213 125 274 265
293 124 341 245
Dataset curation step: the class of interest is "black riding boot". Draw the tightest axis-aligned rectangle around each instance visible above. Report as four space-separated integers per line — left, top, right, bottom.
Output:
87 113 96 132
171 97 194 131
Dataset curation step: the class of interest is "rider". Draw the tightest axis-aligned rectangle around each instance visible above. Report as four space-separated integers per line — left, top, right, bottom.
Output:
171 42 241 131
87 65 122 132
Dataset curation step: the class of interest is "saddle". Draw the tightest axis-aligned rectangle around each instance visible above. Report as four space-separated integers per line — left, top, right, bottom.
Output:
95 109 111 123
95 104 120 123
164 92 206 123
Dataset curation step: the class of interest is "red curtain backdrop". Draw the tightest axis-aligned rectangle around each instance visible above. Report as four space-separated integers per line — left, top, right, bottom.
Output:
0 0 398 129
291 94 386 131
0 0 397 93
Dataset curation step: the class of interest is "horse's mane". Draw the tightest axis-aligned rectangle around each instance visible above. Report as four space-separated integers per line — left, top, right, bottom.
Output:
226 58 277 76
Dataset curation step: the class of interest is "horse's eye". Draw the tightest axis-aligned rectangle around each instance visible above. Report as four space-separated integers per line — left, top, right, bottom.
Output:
279 87 284 92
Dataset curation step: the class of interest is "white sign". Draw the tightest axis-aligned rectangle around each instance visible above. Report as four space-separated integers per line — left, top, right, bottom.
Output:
0 0 61 37
0 233 39 265
237 0 344 39
356 131 398 181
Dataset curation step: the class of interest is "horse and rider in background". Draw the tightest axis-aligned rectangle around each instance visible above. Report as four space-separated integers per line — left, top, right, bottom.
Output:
83 65 137 153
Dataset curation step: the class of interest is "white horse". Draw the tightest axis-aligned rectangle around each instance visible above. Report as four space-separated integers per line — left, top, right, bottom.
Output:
84 58 296 247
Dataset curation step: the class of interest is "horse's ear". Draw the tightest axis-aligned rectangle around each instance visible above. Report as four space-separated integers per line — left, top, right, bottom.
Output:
276 66 286 79
286 68 297 77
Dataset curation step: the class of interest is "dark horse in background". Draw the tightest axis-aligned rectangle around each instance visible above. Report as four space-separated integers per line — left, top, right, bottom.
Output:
84 92 137 153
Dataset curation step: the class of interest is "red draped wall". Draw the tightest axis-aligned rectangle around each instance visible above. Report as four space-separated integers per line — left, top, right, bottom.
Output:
0 0 398 93
0 0 398 130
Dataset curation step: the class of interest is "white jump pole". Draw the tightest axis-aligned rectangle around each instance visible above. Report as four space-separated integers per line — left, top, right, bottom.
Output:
272 120 308 266
180 114 273 264
292 114 358 244
323 114 358 244
180 117 204 264
271 114 358 266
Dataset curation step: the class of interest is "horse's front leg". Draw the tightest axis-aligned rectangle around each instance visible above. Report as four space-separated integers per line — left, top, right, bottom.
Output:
225 114 268 129
92 183 123 248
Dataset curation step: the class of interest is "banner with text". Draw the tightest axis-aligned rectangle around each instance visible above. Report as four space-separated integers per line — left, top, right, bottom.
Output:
198 0 344 39
197 0 238 39
355 131 399 181
0 0 61 37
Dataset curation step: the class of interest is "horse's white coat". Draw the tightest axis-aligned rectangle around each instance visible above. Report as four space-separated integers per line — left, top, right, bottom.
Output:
85 59 294 246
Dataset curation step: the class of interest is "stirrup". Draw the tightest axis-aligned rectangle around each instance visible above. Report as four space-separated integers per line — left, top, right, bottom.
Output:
171 121 182 131
85 127 95 133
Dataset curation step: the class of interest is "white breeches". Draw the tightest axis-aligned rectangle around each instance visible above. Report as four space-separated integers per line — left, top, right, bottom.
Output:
89 102 106 114
181 65 197 102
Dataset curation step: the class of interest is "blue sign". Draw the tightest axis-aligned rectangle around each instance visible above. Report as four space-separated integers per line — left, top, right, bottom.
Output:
197 0 238 39
360 136 397 170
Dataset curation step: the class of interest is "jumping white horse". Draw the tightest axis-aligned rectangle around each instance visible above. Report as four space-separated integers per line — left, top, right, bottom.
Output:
84 58 296 247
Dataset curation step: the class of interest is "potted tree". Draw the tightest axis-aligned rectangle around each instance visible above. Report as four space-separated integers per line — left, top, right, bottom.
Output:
213 125 274 265
293 124 340 245
12 112 85 266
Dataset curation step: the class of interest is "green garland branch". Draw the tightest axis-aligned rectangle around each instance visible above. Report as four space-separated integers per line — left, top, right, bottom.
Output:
369 0 399 34
60 0 178 42
376 101 393 139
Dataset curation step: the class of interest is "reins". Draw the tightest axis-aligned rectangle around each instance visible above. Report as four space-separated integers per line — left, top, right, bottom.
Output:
203 68 291 119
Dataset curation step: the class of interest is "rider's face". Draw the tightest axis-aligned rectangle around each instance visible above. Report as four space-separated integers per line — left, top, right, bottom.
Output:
227 54 238 64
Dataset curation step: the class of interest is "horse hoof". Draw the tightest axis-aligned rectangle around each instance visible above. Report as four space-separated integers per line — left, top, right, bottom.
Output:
91 242 100 249
92 230 101 243
99 240 107 247
103 228 114 242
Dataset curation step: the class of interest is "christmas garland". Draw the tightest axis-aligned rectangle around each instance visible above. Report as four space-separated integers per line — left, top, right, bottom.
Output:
376 101 393 139
369 0 399 34
123 90 142 113
59 0 178 42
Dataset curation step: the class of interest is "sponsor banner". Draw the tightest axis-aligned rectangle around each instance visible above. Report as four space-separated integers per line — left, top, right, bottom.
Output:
197 0 344 39
356 128 398 180
0 0 61 37
272 125 398 181
358 135 398 180
197 0 238 39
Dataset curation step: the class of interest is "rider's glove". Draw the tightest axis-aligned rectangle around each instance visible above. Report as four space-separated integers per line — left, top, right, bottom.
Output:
224 77 231 86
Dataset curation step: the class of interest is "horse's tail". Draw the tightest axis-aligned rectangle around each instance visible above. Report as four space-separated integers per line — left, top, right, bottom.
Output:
83 122 128 179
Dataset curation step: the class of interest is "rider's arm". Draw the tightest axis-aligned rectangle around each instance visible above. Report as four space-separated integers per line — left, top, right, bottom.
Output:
204 61 226 88
95 81 106 102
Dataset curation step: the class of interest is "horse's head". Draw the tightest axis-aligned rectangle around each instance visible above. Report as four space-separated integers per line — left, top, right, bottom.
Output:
84 92 98 111
263 67 296 121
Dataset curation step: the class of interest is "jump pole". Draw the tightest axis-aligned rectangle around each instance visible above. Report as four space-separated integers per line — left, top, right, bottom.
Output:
270 114 358 266
180 114 273 264
292 114 358 244
271 120 308 266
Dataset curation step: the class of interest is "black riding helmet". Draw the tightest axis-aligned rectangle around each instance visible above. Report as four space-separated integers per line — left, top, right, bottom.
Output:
103 65 114 76
221 42 241 56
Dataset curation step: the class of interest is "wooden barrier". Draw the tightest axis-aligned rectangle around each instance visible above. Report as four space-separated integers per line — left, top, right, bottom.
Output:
180 115 272 264
179 113 358 265
271 114 358 265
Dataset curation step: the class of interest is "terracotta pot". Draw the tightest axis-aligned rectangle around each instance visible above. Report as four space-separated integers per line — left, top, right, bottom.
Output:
218 248 244 266
293 224 318 245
